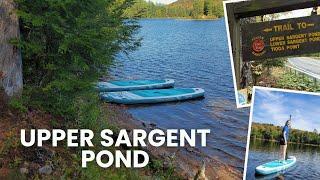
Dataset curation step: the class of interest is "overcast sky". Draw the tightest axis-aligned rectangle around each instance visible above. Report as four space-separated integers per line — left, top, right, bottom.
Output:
252 88 320 132
278 8 313 19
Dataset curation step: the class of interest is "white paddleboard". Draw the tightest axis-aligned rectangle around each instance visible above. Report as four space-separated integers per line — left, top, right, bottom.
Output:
100 88 204 104
97 79 174 92
255 156 296 175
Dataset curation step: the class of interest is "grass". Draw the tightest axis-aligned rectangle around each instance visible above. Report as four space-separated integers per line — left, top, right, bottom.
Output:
276 71 320 92
254 65 320 92
240 65 320 103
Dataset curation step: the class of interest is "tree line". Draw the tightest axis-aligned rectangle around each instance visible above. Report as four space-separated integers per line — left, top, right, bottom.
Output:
125 0 224 19
251 123 320 146
10 0 140 126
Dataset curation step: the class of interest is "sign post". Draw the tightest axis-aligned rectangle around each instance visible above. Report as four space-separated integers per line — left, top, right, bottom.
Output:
242 15 320 61
225 0 320 89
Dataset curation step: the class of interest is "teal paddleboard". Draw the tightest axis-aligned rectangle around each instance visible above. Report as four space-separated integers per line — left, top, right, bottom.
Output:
100 88 204 104
97 79 174 92
255 156 296 175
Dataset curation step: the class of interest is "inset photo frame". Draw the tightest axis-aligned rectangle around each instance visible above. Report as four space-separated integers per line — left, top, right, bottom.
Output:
244 86 320 179
223 0 320 108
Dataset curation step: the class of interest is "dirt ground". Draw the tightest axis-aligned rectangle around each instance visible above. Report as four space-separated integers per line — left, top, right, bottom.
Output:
0 91 242 180
0 97 78 179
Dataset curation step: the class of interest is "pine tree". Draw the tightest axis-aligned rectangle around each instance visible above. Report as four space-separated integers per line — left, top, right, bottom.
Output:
14 0 140 118
192 0 205 18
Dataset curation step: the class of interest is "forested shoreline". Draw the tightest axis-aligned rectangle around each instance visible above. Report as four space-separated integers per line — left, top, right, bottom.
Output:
251 123 320 146
125 0 224 19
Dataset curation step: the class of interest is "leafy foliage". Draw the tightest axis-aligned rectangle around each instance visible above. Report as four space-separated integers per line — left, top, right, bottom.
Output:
125 0 224 19
276 72 320 92
251 123 320 145
8 97 27 113
250 58 285 85
261 58 285 75
2 1 183 178
15 0 140 123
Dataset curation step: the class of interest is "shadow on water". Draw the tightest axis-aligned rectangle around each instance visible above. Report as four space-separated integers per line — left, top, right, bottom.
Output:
255 172 286 180
119 96 206 107
247 139 320 179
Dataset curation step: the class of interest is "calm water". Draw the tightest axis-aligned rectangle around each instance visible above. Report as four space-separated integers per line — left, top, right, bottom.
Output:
247 140 320 179
109 19 249 170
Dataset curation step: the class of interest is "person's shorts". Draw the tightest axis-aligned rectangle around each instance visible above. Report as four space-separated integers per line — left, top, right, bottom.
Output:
280 137 286 145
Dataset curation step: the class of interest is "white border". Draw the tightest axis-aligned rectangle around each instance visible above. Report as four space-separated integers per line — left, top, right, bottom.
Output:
223 0 250 109
223 0 320 109
243 86 320 180
242 86 256 180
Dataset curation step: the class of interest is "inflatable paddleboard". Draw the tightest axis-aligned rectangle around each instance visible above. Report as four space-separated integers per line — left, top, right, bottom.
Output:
97 79 174 92
100 88 204 104
255 156 296 175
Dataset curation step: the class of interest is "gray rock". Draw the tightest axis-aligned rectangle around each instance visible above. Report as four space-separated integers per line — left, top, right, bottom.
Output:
38 165 53 175
20 167 29 174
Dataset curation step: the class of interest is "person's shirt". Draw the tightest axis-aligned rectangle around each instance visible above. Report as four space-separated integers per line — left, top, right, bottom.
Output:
282 125 290 142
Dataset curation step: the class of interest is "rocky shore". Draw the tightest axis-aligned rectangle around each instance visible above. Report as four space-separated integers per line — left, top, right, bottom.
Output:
103 104 243 180
0 89 242 179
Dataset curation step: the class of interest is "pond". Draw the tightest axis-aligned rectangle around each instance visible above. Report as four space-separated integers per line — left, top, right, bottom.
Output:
110 19 249 170
246 139 320 179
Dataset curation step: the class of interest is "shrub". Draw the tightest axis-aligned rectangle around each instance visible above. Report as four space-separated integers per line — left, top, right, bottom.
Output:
276 72 320 92
14 0 140 122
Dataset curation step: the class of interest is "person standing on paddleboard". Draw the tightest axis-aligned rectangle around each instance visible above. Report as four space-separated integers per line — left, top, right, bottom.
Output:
280 116 291 161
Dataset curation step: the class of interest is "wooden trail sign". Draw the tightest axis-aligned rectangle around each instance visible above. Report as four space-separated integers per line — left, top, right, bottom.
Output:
242 15 320 61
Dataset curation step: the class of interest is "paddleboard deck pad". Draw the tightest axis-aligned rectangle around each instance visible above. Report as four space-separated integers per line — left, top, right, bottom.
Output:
97 79 174 92
100 88 204 104
255 156 296 175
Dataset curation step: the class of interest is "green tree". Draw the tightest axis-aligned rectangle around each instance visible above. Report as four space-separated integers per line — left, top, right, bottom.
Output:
192 0 205 18
125 0 224 19
211 0 224 17
314 129 318 134
251 123 320 146
15 0 140 119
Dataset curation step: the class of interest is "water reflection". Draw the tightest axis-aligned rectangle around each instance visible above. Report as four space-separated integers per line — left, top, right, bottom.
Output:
111 19 250 170
247 140 320 179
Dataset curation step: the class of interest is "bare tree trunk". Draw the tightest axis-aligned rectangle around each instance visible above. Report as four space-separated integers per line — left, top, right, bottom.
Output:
0 0 23 100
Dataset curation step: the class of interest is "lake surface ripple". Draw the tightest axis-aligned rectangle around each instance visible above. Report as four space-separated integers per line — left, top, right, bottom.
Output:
110 19 250 170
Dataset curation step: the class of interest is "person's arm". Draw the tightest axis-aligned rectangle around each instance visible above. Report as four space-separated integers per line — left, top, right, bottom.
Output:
283 131 287 144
